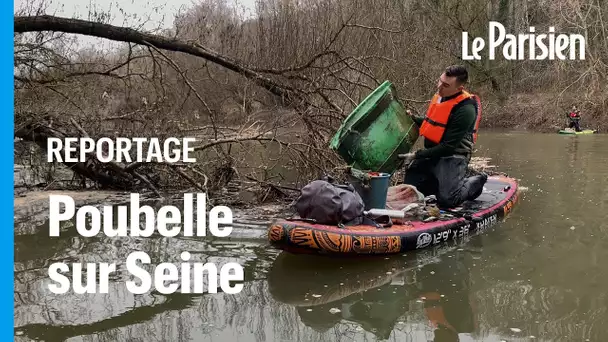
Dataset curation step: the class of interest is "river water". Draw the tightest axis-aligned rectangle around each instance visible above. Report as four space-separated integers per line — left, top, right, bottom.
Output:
13 131 608 342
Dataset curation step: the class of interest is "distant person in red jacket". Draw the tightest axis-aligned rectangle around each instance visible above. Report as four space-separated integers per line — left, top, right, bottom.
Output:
567 105 582 132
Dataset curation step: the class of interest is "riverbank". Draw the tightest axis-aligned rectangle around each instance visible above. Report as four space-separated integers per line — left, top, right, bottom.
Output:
483 121 601 134
476 92 606 133
13 155 505 224
13 186 290 236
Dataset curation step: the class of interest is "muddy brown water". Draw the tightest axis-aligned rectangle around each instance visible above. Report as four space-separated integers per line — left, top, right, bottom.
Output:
13 131 608 342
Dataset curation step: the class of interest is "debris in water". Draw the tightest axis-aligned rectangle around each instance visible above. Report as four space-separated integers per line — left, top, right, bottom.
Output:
329 308 341 314
510 327 522 333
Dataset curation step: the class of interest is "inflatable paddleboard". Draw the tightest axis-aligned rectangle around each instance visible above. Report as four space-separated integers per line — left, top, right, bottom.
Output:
268 175 519 255
558 129 596 135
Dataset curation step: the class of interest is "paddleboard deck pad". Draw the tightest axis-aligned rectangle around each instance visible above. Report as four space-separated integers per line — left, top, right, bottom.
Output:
268 175 519 255
558 129 596 135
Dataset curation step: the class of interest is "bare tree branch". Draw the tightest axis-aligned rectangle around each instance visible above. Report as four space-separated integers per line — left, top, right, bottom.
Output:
15 15 302 104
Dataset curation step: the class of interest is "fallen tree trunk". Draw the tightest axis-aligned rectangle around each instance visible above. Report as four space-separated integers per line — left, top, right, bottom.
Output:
14 116 283 196
14 15 302 105
13 15 345 194
15 117 155 192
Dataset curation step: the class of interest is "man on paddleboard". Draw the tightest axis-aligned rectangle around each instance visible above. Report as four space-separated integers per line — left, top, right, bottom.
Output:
567 105 582 132
400 65 487 209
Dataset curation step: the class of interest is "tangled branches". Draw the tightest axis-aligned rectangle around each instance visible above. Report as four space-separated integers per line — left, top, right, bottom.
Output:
14 10 386 199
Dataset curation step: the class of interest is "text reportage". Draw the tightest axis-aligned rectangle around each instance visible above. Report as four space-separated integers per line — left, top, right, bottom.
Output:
47 137 197 163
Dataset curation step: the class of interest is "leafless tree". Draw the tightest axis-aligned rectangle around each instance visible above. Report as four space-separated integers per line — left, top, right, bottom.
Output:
13 0 608 201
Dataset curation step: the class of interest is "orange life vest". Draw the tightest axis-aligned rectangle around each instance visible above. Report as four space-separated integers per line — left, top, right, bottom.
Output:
421 291 479 332
419 90 482 144
421 292 456 331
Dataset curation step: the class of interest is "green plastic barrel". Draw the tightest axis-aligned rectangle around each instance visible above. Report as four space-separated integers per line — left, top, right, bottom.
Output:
329 80 419 174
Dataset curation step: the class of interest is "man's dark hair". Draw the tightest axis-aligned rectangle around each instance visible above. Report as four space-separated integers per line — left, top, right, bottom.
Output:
445 65 468 85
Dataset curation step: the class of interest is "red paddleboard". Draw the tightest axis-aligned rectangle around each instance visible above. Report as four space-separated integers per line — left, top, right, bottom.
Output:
268 175 520 255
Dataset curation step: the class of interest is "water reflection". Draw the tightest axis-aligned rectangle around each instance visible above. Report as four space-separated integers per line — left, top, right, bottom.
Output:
13 202 513 342
13 132 608 341
14 204 278 342
565 136 579 168
268 237 484 342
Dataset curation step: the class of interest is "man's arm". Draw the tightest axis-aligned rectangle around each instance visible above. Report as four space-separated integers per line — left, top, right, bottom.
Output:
407 110 424 127
414 103 476 159
412 115 424 126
